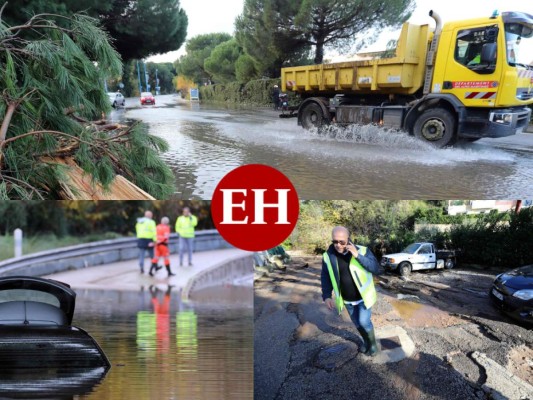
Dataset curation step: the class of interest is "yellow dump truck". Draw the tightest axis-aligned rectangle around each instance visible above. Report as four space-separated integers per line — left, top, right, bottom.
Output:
281 10 533 147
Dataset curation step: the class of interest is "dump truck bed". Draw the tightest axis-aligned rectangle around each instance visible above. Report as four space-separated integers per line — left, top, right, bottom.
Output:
282 23 431 95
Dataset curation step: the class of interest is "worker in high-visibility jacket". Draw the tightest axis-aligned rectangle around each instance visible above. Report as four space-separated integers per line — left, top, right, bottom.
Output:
136 210 157 274
321 226 382 356
150 217 175 277
175 207 198 267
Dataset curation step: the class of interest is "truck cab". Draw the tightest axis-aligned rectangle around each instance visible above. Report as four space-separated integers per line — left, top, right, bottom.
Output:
427 11 533 140
381 242 456 276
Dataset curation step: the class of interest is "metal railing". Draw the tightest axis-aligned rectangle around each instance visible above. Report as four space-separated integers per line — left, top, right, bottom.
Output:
0 230 231 277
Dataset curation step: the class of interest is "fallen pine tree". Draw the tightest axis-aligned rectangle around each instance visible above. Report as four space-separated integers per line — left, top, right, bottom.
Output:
0 7 174 199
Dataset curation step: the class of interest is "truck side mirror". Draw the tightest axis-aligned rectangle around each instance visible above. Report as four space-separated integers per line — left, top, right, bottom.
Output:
480 42 497 64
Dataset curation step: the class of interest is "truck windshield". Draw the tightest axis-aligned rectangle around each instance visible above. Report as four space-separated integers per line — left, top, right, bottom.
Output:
402 243 421 254
503 11 533 68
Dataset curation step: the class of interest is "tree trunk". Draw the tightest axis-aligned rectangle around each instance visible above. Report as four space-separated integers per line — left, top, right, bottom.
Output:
314 40 324 64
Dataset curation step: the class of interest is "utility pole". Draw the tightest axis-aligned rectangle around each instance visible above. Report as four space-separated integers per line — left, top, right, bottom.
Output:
136 60 143 94
143 62 150 92
155 68 159 95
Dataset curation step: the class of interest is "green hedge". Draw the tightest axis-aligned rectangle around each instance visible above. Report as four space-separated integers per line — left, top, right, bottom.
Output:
199 78 299 107
449 208 533 268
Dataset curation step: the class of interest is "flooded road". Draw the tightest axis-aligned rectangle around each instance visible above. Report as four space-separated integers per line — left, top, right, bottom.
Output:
19 286 253 400
111 95 533 199
77 287 252 399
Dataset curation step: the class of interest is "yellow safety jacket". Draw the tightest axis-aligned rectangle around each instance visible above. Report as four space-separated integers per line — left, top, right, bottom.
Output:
323 246 377 315
175 215 198 238
136 218 157 241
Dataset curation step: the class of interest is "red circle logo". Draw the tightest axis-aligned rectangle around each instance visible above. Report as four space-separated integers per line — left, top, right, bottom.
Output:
211 164 299 251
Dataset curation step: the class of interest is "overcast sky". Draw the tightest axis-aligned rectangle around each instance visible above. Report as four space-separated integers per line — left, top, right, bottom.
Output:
148 0 532 63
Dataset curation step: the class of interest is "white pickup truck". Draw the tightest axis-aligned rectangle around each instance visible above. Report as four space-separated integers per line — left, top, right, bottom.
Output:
380 242 457 276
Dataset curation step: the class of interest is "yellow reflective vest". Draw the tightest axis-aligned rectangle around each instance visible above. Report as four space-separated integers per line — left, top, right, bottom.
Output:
175 215 198 238
136 218 157 241
323 246 377 314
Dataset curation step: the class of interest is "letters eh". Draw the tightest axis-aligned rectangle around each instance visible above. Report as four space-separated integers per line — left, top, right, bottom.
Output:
219 189 291 225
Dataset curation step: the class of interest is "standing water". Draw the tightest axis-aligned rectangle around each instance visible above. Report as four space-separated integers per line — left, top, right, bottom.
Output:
0 285 253 399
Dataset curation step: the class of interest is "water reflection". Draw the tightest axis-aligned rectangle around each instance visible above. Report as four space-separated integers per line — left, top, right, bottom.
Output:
0 367 107 399
63 285 250 399
0 284 253 400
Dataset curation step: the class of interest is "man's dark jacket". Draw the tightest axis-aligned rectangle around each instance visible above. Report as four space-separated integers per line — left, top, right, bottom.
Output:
321 244 382 301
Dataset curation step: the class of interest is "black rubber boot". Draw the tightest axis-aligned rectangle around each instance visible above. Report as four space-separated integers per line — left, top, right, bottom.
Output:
166 265 175 277
149 262 158 277
357 327 369 354
365 328 379 357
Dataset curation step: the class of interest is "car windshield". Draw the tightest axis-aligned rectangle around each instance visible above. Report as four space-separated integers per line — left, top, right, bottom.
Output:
402 243 421 254
0 289 60 307
141 92 152 97
504 20 533 68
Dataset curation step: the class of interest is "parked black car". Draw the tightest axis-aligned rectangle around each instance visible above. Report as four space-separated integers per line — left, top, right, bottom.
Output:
489 265 533 325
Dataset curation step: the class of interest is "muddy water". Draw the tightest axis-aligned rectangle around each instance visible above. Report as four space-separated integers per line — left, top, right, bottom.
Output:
1 287 253 399
389 298 462 328
116 95 533 199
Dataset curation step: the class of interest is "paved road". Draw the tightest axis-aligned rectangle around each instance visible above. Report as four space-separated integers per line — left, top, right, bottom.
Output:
254 256 533 400
45 248 249 292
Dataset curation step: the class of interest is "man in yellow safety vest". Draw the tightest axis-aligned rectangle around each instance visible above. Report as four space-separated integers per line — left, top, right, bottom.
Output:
175 207 198 267
136 210 157 274
321 226 382 356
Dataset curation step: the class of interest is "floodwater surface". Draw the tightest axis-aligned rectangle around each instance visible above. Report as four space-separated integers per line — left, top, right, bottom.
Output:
112 95 533 199
0 286 253 399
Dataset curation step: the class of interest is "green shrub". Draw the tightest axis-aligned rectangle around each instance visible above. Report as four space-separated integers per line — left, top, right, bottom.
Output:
199 78 281 107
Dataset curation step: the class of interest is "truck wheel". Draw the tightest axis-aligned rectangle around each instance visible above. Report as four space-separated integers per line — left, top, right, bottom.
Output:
413 108 456 147
301 102 327 130
399 262 412 277
444 259 455 269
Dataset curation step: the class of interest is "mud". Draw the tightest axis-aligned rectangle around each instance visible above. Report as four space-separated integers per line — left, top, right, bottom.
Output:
254 256 533 400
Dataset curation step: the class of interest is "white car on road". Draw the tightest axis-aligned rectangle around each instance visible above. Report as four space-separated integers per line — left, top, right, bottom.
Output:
108 92 125 108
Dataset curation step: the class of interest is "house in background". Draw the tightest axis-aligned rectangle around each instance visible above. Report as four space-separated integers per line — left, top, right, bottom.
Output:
447 200 532 215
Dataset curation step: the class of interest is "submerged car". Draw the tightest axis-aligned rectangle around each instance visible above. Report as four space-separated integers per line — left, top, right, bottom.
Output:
107 92 125 108
490 265 533 325
140 92 155 105
0 276 110 369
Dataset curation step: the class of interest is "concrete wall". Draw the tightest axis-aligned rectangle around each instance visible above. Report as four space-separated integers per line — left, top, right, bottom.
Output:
0 230 232 277
184 254 254 299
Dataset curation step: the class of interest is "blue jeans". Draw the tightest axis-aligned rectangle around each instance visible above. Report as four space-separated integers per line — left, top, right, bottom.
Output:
179 237 194 265
138 247 154 271
345 302 374 333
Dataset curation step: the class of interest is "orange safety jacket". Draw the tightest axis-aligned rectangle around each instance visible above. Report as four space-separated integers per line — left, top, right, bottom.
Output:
156 224 171 245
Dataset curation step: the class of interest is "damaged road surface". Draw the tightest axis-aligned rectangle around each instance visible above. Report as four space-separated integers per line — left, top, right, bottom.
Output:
254 257 533 400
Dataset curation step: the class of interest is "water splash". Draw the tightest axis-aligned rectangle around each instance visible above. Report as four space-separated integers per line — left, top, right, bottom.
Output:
308 124 433 150
298 124 515 165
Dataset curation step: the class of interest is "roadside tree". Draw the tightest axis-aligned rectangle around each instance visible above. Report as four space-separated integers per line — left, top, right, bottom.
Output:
1 0 188 61
204 39 243 84
236 0 414 69
174 33 232 84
